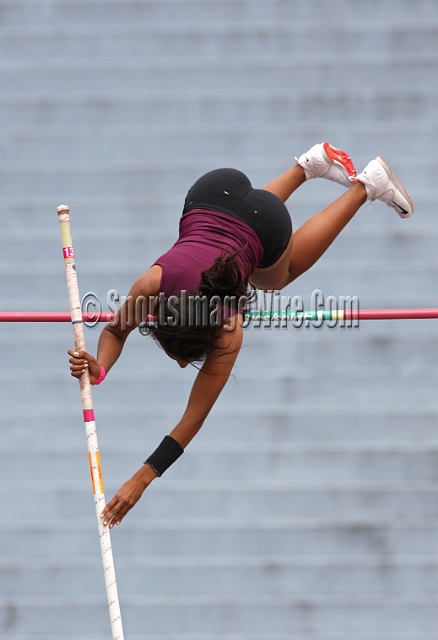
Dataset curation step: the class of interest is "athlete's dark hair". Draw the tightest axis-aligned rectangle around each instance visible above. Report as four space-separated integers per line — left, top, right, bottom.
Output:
140 251 249 363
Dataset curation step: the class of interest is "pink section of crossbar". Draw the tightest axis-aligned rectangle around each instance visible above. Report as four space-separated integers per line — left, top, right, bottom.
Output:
344 308 438 320
0 312 115 322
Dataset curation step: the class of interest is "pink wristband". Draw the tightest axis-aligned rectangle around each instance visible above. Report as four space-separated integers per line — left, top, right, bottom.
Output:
93 365 106 386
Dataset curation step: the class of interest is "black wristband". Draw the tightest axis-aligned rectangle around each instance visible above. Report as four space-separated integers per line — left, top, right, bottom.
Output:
144 435 184 476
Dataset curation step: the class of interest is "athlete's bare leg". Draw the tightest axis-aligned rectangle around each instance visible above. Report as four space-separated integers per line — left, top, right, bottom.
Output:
262 164 307 202
287 181 367 282
251 180 367 291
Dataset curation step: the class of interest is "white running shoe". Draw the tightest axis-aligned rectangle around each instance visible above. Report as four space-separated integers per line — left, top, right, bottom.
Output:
295 142 357 188
356 156 414 218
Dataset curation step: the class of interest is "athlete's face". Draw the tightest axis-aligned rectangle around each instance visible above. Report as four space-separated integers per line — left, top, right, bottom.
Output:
165 352 189 368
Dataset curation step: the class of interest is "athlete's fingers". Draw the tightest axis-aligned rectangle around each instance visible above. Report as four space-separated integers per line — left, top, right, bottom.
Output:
68 350 88 365
69 358 89 377
102 498 131 528
101 496 121 527
102 508 122 528
68 349 97 378
101 477 147 527
69 358 88 369
104 510 119 528
68 349 86 358
107 506 127 528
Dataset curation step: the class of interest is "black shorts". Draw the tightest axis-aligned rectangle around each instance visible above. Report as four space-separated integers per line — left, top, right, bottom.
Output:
182 168 292 268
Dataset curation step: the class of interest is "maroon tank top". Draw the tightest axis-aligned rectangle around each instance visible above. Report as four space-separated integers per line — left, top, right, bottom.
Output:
154 209 264 295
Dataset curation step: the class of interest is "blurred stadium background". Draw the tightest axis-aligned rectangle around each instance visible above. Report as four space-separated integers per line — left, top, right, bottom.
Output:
1 0 438 638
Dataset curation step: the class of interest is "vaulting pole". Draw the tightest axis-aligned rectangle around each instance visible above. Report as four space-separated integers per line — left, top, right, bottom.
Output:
57 205 124 640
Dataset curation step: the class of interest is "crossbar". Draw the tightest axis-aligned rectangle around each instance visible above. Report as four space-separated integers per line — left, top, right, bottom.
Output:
1 309 438 322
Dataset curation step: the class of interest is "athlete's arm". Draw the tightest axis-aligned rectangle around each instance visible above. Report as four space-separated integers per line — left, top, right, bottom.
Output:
170 319 243 447
100 317 244 528
68 265 162 382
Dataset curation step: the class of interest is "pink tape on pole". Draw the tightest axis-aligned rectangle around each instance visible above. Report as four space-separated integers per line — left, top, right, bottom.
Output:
83 409 95 423
62 247 74 259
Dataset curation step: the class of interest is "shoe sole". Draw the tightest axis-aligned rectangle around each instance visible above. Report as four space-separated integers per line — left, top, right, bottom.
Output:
323 142 357 181
377 156 414 218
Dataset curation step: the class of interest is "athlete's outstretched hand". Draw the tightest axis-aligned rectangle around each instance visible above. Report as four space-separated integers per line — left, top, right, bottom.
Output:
68 349 101 384
101 465 158 528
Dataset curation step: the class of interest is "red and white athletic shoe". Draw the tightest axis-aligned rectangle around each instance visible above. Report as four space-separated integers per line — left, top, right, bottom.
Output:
295 142 357 188
357 156 414 218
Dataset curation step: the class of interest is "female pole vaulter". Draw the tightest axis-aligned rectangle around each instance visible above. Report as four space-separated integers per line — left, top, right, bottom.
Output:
68 143 413 528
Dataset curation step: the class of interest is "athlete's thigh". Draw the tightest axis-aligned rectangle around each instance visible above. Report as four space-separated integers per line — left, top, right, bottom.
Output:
249 234 294 291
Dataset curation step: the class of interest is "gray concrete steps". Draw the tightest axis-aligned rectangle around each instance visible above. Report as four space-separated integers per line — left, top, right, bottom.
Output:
1 0 437 27
4 482 438 521
1 593 438 635
0 0 436 636
4 444 438 484
2 518 438 558
2 404 438 445
3 555 438 597
3 328 438 371
0 366 436 407
0 636 430 640
0 91 437 127
0 54 436 94
0 636 435 640
0 125 437 165
2 636 437 640
0 21 437 58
